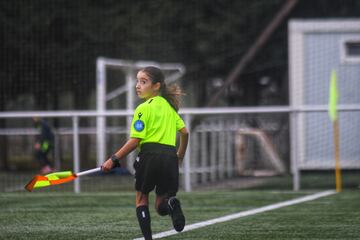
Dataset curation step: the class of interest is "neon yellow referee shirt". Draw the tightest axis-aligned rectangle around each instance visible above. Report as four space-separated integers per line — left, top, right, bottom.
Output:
130 96 185 147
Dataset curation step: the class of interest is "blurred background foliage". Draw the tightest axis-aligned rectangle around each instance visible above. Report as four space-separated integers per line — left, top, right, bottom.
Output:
0 0 360 109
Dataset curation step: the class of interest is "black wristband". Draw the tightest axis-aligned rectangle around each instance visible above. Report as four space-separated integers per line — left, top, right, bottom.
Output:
111 154 120 164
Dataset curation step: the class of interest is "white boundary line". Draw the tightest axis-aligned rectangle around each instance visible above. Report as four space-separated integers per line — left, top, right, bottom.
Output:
133 190 336 240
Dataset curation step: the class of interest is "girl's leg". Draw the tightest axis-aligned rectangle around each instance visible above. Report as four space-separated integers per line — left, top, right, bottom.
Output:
136 191 149 207
136 191 152 240
155 195 169 216
155 194 185 232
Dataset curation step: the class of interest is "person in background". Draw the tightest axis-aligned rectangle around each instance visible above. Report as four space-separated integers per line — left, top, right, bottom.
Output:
33 117 55 174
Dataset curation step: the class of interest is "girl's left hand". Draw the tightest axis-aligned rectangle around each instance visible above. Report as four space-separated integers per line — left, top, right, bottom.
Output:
101 159 114 172
177 154 183 166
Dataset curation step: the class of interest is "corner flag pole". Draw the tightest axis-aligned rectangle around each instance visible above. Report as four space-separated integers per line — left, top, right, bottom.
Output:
328 69 341 192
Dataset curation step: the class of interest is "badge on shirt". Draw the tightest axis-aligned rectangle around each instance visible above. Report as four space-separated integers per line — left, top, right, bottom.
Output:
134 120 145 132
134 112 145 132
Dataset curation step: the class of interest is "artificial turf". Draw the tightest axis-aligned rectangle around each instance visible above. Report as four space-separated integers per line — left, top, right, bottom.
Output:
1 190 359 239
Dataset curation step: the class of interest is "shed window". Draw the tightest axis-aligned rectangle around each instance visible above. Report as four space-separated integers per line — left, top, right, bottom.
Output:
341 38 360 64
345 42 360 56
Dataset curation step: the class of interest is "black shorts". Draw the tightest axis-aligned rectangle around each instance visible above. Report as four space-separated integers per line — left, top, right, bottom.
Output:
133 143 179 196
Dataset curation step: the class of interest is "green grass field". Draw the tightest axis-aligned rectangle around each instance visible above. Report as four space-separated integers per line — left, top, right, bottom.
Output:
1 190 359 240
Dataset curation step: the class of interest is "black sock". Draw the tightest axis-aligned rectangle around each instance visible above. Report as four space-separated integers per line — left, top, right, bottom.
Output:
136 205 152 240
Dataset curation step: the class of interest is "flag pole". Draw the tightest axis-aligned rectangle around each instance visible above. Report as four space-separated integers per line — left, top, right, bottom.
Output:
333 119 341 192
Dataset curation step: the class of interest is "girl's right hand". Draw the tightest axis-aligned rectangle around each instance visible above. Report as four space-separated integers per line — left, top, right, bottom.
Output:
101 159 114 172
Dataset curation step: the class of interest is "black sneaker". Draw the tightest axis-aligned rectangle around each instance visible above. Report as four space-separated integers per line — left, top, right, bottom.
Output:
168 197 185 232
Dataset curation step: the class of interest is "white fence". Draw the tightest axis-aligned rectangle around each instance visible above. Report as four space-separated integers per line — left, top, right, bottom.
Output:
1 105 359 192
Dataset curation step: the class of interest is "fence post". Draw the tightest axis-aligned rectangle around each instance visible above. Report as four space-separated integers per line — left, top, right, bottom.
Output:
96 58 106 168
200 127 208 184
183 114 192 192
126 69 136 174
72 116 80 193
290 110 300 191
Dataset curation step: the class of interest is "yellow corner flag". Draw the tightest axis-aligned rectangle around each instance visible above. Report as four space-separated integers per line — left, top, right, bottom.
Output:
328 69 338 122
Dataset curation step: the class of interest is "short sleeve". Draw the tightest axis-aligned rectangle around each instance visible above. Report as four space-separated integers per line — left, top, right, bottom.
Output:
176 113 186 131
130 104 147 139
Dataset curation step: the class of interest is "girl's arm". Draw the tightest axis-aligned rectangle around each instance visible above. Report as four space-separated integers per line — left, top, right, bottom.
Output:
177 127 189 164
102 138 140 172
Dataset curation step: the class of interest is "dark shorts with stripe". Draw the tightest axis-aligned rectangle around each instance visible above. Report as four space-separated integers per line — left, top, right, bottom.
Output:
133 143 179 197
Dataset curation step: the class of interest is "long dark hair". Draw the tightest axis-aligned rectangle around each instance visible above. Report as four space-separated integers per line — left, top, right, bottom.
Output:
140 66 184 112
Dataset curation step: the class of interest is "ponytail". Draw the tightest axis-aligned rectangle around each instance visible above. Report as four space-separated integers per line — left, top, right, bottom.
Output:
160 83 185 112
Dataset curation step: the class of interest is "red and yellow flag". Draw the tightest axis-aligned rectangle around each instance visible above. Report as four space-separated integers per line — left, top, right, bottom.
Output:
25 171 76 192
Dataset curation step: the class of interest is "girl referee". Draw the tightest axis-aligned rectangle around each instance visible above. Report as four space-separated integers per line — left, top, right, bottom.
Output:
102 66 189 240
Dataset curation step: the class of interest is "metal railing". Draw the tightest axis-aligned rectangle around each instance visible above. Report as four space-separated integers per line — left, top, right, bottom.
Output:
1 105 359 192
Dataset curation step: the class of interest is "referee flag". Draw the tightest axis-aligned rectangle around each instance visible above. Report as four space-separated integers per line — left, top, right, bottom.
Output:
328 69 338 122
